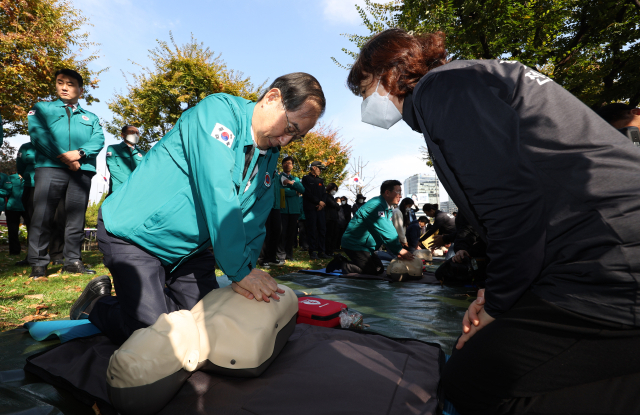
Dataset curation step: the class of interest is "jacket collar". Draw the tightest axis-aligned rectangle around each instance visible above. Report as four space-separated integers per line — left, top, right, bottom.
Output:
402 92 421 133
53 98 84 113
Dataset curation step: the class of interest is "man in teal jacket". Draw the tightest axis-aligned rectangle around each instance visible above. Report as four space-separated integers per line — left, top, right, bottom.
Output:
70 73 325 344
277 156 305 261
106 125 146 194
27 69 105 277
327 180 413 274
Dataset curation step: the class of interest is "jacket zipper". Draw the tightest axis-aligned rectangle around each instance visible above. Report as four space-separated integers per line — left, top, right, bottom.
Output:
64 106 72 150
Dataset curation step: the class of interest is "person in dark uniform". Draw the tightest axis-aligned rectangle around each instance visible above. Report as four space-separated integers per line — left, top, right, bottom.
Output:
338 196 352 246
106 125 146 195
351 193 366 214
5 172 27 257
27 69 104 278
347 28 640 414
301 161 330 260
297 195 309 251
420 203 456 249
277 157 305 262
323 183 341 256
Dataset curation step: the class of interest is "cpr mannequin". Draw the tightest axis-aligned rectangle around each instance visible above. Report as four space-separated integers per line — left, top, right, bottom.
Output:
387 257 424 282
414 250 433 262
106 284 298 415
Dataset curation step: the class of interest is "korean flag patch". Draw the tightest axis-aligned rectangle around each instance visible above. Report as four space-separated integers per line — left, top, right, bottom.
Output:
211 123 235 148
82 115 89 121
264 172 271 187
28 110 36 116
106 152 112 157
378 211 385 218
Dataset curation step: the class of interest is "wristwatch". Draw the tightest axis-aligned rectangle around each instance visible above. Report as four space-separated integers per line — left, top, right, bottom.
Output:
78 149 86 158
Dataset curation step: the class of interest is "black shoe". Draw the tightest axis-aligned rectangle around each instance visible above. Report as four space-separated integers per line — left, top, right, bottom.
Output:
62 260 96 275
326 258 344 273
309 251 319 260
51 259 64 266
29 266 47 279
15 259 29 266
318 252 331 259
70 275 112 320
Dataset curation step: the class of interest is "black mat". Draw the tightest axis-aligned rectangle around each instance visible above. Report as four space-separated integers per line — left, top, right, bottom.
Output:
299 269 441 284
25 324 444 415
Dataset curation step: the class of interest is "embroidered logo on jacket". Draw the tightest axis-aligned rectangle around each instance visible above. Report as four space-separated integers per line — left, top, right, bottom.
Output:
265 172 271 187
82 115 90 121
28 110 36 116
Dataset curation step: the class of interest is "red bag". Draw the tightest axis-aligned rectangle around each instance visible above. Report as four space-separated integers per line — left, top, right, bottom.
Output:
297 297 347 328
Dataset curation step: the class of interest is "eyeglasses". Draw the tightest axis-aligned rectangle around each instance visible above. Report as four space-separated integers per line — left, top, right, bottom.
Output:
283 107 305 142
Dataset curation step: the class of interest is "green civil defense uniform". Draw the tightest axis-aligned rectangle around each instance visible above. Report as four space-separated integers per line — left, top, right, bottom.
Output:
5 174 24 211
106 141 147 193
0 173 10 211
280 173 305 214
341 195 403 255
27 99 104 172
16 142 37 188
102 93 280 281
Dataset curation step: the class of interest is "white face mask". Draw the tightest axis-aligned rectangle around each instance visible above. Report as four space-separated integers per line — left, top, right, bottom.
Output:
124 133 140 145
330 190 337 196
341 201 346 205
361 80 402 130
357 198 364 203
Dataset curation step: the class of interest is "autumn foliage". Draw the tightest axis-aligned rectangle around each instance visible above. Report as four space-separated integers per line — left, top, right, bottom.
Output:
279 124 350 188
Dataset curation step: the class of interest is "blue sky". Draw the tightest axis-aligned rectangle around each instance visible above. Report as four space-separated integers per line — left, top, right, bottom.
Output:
9 0 444 203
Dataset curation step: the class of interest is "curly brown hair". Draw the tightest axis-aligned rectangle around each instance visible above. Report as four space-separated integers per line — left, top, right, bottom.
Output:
347 29 448 99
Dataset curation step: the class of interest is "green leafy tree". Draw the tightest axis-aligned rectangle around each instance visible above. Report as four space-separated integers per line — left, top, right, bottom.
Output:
85 192 107 228
334 0 640 107
279 124 351 187
0 0 104 138
106 32 265 151
0 141 17 174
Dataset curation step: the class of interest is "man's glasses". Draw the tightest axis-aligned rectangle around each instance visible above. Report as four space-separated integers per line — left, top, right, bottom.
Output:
284 108 305 142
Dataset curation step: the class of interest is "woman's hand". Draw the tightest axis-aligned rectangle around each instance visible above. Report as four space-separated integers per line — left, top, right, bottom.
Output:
232 269 285 302
455 289 495 350
398 248 414 260
452 250 469 263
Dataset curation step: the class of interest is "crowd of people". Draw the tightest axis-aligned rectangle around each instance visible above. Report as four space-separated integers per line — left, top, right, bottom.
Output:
2 24 640 415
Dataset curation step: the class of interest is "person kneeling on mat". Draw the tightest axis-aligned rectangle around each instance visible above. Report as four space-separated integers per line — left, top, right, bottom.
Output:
69 73 326 345
326 180 413 274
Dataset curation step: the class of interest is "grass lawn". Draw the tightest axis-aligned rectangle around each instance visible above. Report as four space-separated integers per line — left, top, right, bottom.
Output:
0 246 332 331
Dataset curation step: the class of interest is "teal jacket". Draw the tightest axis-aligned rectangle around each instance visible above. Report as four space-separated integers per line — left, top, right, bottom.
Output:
106 141 146 194
341 195 403 255
5 174 24 211
102 93 279 282
280 173 305 214
27 99 105 172
16 142 37 188
298 195 306 220
0 173 10 211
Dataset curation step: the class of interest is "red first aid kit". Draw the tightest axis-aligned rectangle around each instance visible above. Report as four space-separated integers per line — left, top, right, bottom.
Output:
297 297 347 328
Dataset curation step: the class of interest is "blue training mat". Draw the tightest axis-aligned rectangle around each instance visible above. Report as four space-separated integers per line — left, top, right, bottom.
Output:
299 268 344 276
24 319 101 343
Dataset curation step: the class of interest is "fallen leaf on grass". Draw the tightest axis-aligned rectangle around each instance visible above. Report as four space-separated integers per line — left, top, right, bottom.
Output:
22 270 26 275
24 294 44 300
66 301 72 303
23 280 31 285
20 315 47 322
63 286 71 289
75 286 82 292
0 322 20 328
48 274 59 278
0 305 15 311
33 277 48 282
61 276 69 280
10 278 16 283
29 304 48 310
8 289 16 293
51 303 56 307
12 272 17 276
47 313 59 318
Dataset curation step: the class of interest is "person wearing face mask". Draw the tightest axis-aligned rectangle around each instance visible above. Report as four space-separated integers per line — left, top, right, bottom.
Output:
69 73 326 345
392 197 416 249
105 125 147 195
405 216 429 253
348 28 640 414
301 161 331 260
338 196 352 246
351 193 366 215
324 183 341 256
27 69 105 278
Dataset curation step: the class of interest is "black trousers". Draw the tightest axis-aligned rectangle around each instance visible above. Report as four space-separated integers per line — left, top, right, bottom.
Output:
21 187 64 261
298 220 308 250
90 209 219 345
6 210 27 255
277 213 299 261
28 168 92 267
259 209 282 263
343 249 384 275
325 220 341 255
443 291 640 415
304 207 326 254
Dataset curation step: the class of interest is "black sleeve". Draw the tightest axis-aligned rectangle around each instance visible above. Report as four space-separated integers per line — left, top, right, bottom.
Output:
418 67 546 317
452 214 475 252
301 176 320 205
326 195 340 209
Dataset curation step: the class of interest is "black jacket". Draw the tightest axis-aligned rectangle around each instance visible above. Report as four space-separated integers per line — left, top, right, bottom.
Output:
449 213 486 258
341 203 352 225
404 59 640 325
325 193 341 222
301 174 326 211
423 210 456 240
406 221 424 250
351 202 365 214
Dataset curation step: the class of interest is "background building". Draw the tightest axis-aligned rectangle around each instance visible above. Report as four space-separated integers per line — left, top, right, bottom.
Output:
403 174 440 210
440 199 458 214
